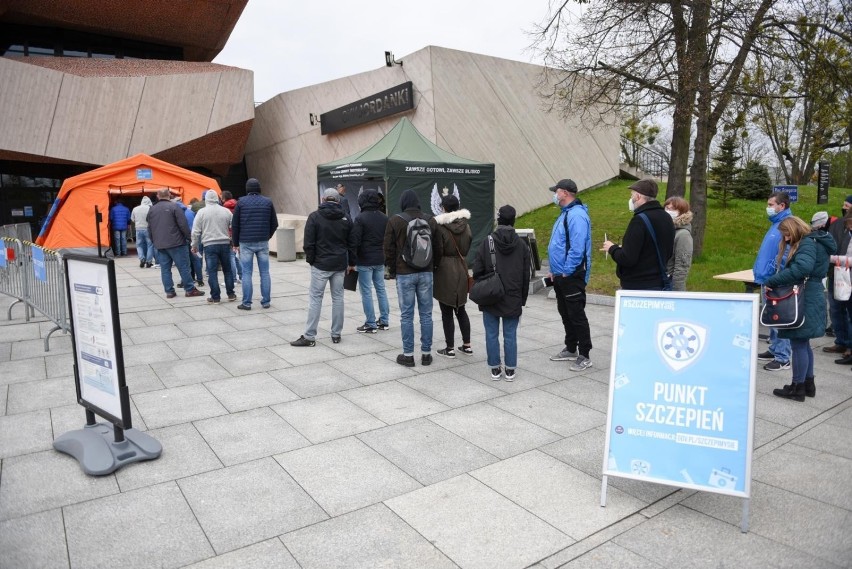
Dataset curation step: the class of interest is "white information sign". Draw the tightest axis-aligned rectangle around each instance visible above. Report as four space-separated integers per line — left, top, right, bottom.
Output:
603 291 758 499
66 257 124 421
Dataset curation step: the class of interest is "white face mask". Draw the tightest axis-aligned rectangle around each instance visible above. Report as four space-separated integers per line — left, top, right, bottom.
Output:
628 198 635 212
553 193 561 206
766 206 777 217
666 209 678 219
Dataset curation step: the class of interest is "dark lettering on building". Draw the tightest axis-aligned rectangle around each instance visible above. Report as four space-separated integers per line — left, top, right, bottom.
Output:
321 82 415 135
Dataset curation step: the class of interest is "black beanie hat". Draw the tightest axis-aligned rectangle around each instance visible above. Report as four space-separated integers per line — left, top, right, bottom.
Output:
497 205 516 226
246 178 261 193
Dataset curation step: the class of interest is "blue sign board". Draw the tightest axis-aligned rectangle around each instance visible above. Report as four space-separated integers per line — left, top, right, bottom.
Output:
32 246 47 282
773 185 798 203
0 246 6 268
603 291 757 498
136 168 153 181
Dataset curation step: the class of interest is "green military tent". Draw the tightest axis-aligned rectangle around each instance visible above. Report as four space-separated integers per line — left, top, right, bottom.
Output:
317 118 495 262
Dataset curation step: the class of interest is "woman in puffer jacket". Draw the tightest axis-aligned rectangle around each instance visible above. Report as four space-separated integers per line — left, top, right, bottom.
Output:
663 197 693 291
433 194 473 358
764 216 836 401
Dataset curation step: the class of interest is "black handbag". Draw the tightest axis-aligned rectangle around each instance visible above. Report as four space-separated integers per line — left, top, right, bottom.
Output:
760 282 806 328
469 236 504 306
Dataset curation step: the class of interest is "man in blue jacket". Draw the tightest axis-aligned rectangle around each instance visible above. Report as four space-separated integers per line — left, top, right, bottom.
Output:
547 179 593 372
109 201 131 256
754 191 792 371
232 178 279 310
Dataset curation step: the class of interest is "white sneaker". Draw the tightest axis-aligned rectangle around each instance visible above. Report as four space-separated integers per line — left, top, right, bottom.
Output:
504 368 516 382
490 367 502 380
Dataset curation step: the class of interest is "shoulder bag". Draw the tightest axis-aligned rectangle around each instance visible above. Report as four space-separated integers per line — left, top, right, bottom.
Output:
638 213 673 291
449 232 474 292
760 281 806 328
469 236 504 306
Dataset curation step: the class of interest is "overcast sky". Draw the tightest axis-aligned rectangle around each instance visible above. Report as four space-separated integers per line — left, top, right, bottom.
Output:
214 0 568 103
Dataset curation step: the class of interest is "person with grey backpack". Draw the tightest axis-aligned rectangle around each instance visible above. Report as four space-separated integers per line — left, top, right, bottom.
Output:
384 189 443 367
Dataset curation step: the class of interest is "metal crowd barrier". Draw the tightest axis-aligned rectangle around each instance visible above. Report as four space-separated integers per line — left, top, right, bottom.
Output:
0 237 70 351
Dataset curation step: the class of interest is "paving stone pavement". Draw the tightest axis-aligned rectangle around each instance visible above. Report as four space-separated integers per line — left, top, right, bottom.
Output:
0 256 850 569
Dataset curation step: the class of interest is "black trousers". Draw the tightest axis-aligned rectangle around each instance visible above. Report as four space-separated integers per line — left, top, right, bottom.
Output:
439 302 471 349
553 275 592 357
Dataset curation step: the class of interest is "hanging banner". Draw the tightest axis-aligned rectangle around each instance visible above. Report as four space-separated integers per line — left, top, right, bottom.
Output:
603 291 758 498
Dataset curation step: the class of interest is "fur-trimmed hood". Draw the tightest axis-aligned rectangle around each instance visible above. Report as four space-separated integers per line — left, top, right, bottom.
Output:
434 209 471 225
673 210 693 230
434 208 471 236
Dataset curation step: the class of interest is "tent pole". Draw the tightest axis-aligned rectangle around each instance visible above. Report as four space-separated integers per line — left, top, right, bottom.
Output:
95 205 103 257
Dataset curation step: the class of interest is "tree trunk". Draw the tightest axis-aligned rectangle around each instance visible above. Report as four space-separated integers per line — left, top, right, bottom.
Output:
690 80 714 258
667 110 692 198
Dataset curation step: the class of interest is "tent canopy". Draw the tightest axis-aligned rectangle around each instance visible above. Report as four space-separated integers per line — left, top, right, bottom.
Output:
37 153 219 252
317 118 495 261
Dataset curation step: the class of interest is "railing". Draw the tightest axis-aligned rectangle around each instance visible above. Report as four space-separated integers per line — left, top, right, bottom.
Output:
0 237 70 351
620 136 668 181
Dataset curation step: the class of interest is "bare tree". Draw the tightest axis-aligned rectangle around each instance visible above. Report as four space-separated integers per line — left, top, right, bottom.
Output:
532 0 776 254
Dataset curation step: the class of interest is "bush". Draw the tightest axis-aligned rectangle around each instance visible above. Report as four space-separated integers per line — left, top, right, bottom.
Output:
734 161 772 200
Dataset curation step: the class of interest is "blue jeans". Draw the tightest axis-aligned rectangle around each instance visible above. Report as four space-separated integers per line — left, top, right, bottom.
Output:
204 243 234 301
827 294 852 348
157 245 194 293
357 264 389 327
229 247 242 280
790 338 813 384
112 230 127 255
240 241 271 306
396 272 433 355
188 243 203 282
483 311 519 368
304 266 345 340
769 328 791 363
135 229 154 263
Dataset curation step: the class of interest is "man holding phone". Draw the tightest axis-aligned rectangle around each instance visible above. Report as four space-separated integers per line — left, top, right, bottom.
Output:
547 179 594 372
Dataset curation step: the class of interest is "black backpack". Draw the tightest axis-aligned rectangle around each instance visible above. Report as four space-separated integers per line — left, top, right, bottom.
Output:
397 213 433 269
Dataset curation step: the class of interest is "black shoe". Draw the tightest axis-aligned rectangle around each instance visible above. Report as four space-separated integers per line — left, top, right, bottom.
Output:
196 280 204 287
457 345 474 355
834 353 852 365
206 297 220 304
146 262 153 268
139 261 145 268
504 368 516 382
227 294 237 301
422 354 432 366
237 304 251 310
804 376 816 398
757 351 775 361
377 322 390 331
763 360 790 371
357 324 378 334
773 382 805 402
822 345 847 353
437 347 455 358
332 336 341 344
166 291 177 299
290 335 315 347
826 326 835 337
396 354 415 367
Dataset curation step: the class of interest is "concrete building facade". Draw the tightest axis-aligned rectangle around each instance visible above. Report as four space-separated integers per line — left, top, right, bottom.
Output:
0 0 254 234
246 46 620 218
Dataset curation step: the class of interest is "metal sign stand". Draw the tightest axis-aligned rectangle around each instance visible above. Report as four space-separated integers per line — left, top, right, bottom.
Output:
53 254 161 475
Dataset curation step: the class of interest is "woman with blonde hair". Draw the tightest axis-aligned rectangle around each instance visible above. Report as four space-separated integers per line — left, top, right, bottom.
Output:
764 216 836 401
663 196 693 291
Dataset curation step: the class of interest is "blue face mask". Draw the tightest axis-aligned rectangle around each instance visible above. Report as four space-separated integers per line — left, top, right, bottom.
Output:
553 193 561 206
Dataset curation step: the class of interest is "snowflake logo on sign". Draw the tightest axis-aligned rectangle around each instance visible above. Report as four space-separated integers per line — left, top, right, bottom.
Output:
656 321 706 371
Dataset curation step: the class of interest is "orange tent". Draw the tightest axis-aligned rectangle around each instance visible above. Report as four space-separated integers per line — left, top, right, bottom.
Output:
37 154 220 252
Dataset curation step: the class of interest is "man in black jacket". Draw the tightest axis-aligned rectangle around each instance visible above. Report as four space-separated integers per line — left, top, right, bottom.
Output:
384 189 443 367
351 189 390 333
291 189 355 347
602 179 674 290
147 188 203 299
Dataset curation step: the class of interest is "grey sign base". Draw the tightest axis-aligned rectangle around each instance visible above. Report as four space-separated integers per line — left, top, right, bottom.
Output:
53 422 162 476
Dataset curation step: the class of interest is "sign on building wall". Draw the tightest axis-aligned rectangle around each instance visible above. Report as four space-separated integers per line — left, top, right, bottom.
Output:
321 82 414 135
602 291 758 499
773 185 798 203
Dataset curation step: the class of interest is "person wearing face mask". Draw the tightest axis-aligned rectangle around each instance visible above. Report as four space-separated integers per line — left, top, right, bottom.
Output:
663 197 693 291
753 191 792 371
547 178 594 372
601 179 674 291
824 208 852 362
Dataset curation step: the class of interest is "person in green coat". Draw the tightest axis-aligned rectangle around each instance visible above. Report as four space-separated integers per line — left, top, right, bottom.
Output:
764 216 836 401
